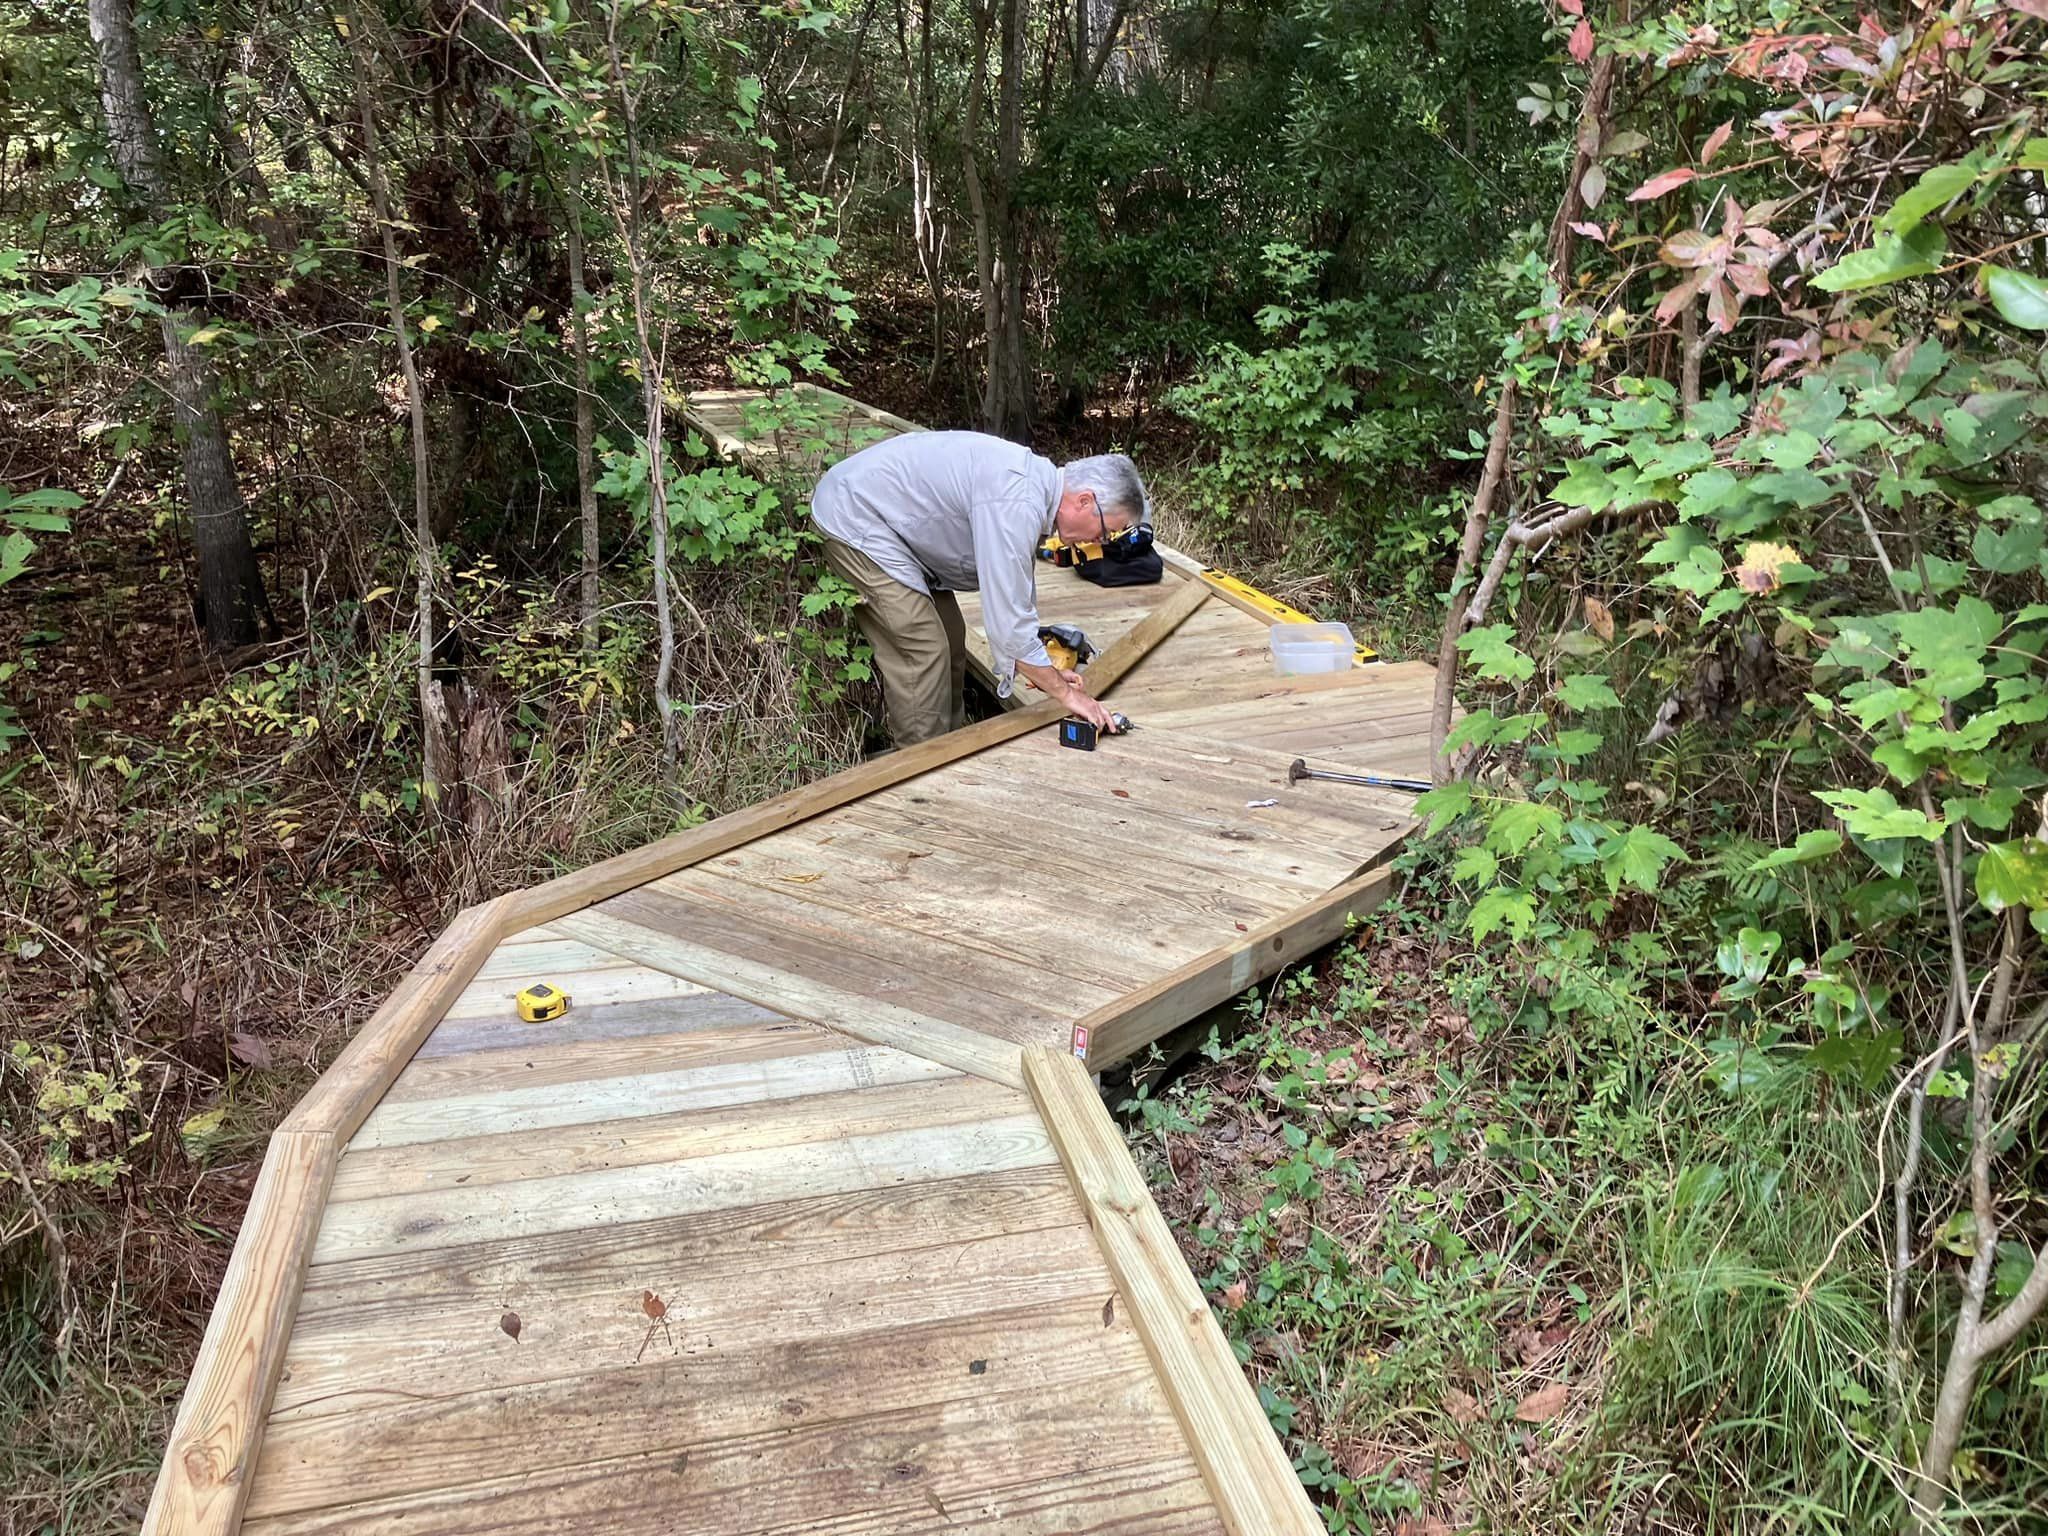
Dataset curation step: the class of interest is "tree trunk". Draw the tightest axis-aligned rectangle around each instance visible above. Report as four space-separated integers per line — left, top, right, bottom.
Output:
344 6 452 801
601 7 682 794
1546 53 1617 278
960 2 1004 427
962 0 1033 442
894 0 948 388
987 0 1032 440
565 176 602 651
1433 57 1620 775
87 0 270 650
1076 0 1129 88
1429 381 1516 782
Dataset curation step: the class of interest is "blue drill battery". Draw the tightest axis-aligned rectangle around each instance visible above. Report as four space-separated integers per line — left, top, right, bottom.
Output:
1059 714 1131 751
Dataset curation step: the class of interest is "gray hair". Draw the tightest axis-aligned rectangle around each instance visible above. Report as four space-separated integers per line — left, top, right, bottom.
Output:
1062 454 1150 526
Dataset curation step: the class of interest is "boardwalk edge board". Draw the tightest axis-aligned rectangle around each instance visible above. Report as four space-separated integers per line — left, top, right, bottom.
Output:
1022 1047 1326 1536
141 1130 336 1536
1083 865 1398 1069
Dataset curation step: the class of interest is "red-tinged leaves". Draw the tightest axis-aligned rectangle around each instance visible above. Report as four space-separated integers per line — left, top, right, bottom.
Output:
1661 230 1730 269
1655 270 1710 323
1514 1381 1569 1423
1568 17 1594 61
1727 261 1771 298
1579 163 1607 208
1819 43 1878 76
1763 331 1821 381
1701 119 1735 164
641 1289 667 1320
1220 1278 1249 1310
1630 166 1699 201
1569 220 1607 244
500 1310 522 1341
1705 276 1739 334
1558 0 1582 13
2008 0 2048 20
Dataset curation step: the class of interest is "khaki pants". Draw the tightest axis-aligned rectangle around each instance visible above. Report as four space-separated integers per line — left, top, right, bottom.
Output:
821 537 967 745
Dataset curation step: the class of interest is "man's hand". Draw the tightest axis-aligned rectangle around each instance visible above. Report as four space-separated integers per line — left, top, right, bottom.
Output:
1017 658 1117 732
1064 688 1118 733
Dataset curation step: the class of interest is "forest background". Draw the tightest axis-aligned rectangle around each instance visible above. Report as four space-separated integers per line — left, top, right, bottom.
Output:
3 0 2046 1530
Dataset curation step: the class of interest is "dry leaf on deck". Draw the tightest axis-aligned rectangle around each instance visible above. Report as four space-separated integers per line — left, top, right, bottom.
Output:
499 1310 522 1342
642 1290 667 1320
779 872 825 884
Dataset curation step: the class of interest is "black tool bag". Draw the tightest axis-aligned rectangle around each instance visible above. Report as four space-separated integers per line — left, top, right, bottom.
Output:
1076 547 1164 586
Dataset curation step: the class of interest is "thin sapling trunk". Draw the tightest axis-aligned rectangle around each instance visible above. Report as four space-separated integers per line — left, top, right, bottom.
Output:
343 6 452 802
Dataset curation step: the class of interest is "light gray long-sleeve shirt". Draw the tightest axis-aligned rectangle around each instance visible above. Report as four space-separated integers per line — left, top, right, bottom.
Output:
809 430 1062 692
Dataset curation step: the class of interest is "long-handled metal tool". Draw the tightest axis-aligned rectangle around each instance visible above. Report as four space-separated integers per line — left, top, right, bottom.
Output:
1288 758 1433 794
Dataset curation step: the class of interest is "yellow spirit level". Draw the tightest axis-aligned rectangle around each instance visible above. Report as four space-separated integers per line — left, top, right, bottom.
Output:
1197 565 1379 663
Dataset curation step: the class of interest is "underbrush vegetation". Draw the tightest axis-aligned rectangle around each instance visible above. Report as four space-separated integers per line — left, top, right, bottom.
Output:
1127 874 2041 1532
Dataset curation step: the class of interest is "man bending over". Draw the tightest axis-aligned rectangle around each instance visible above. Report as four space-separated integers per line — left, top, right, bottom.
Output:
809 431 1149 746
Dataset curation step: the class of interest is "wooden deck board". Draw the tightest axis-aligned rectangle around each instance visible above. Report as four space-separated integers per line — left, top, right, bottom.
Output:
596 880 1111 1048
348 1031 958 1149
287 1165 1087 1322
380 1016 831 1102
250 1298 1187 1520
283 1212 1092 1413
314 1109 1058 1258
957 561 1194 698
155 386 1438 1536
246 1376 1210 1536
327 1072 1008 1202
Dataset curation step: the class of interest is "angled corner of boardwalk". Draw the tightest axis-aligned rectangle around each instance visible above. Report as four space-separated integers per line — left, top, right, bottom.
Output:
145 389 1441 1536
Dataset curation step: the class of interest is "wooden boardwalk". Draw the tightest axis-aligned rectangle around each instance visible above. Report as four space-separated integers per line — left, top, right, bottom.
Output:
146 391 1436 1536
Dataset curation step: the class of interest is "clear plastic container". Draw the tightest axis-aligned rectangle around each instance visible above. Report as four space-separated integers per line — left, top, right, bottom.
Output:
1269 621 1355 676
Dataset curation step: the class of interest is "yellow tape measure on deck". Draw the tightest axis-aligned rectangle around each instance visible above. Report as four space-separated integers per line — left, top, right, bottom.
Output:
515 982 572 1023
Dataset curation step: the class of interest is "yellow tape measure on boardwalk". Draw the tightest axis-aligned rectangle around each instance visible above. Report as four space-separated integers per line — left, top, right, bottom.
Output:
514 982 571 1023
1199 567 1378 662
